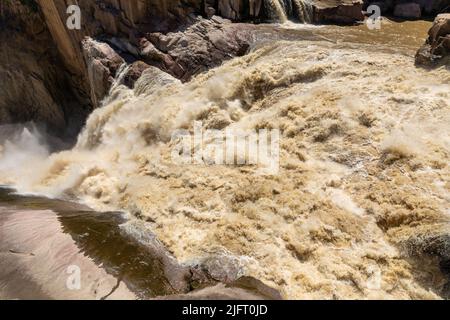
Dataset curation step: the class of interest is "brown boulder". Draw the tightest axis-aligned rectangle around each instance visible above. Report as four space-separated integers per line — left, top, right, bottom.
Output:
123 61 152 88
314 0 365 24
415 13 450 66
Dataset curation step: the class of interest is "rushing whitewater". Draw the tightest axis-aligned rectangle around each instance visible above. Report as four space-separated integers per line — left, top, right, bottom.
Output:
1 25 450 299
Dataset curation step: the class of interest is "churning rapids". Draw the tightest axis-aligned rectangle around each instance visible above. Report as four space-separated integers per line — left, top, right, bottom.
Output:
1 20 449 299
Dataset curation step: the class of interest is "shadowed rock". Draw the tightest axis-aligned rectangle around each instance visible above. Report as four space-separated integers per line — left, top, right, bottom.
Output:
157 276 283 300
402 231 450 299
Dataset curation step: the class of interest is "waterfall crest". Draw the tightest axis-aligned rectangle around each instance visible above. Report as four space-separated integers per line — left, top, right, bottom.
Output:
264 0 314 24
265 0 288 22
292 0 314 23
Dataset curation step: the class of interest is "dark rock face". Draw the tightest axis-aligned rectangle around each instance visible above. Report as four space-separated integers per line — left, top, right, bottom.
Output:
363 0 450 17
403 231 450 299
0 0 368 136
0 1 91 137
393 2 422 18
415 13 450 66
217 0 263 20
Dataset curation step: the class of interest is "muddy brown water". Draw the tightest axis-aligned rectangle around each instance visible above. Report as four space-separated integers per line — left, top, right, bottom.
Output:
0 19 440 300
255 18 432 55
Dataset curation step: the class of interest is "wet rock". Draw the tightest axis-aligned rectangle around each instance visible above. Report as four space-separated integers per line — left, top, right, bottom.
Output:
442 282 450 299
139 38 185 78
82 38 125 107
403 231 450 298
123 61 151 88
119 220 193 294
133 67 181 96
218 0 263 20
409 233 450 261
393 3 422 18
0 208 137 300
201 254 244 283
0 0 91 136
229 276 283 299
157 276 283 300
216 0 365 24
415 43 436 65
187 253 244 290
415 13 450 66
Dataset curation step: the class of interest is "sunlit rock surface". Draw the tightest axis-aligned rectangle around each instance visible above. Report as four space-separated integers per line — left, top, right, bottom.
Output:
416 13 450 66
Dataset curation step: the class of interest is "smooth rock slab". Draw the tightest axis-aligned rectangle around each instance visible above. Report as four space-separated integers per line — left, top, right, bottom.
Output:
0 208 136 300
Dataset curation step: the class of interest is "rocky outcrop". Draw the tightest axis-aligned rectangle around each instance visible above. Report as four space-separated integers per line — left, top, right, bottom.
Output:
123 61 152 88
415 13 450 66
0 0 367 137
0 0 91 137
364 0 450 18
402 231 450 299
143 16 255 81
82 39 125 107
314 0 365 23
393 2 422 18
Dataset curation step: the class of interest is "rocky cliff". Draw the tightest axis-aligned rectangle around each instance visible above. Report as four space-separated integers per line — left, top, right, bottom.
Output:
3 0 445 137
0 0 368 137
0 1 91 137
